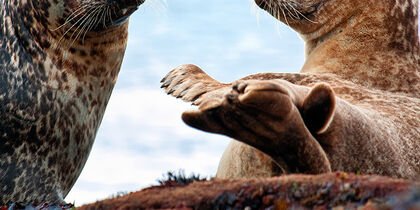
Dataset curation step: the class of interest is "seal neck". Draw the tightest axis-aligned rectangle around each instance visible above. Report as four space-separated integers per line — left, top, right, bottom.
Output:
300 0 420 94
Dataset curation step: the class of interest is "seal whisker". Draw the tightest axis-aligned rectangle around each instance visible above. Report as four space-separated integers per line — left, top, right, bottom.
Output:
285 2 300 19
55 1 103 30
56 5 97 47
71 5 104 46
86 8 104 34
81 14 99 42
73 9 99 45
111 5 119 20
68 6 100 46
100 6 107 28
56 1 109 47
286 2 318 23
282 2 299 20
257 0 318 24
262 2 276 21
92 5 108 29
65 2 94 22
266 1 289 26
64 3 90 20
278 4 290 26
107 5 113 25
89 5 107 28
51 4 90 31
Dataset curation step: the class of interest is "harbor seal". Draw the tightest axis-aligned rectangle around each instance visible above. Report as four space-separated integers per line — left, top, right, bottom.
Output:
0 0 144 204
161 0 420 180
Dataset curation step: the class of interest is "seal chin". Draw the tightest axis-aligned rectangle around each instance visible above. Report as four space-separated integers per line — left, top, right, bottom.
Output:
254 0 325 22
108 0 145 27
112 7 138 25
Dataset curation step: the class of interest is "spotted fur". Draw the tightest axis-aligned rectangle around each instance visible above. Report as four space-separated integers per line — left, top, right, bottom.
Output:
0 0 144 204
161 0 420 180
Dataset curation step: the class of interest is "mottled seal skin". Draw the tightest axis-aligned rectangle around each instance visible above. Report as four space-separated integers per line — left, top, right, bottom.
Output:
161 0 420 180
0 0 144 204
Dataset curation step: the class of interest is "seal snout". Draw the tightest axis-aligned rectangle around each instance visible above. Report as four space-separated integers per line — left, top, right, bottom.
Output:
108 0 145 25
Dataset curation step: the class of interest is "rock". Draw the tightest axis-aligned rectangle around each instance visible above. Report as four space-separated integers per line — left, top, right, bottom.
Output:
79 172 419 209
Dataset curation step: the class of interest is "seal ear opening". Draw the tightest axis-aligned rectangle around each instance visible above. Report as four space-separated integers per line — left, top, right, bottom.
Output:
301 83 336 135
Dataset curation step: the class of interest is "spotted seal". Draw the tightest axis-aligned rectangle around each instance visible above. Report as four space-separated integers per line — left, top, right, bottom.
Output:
0 0 144 204
161 0 420 180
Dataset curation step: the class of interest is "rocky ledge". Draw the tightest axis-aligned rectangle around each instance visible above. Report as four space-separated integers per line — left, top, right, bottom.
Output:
79 172 419 209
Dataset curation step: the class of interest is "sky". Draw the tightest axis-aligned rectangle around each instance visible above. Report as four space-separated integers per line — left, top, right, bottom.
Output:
65 0 305 204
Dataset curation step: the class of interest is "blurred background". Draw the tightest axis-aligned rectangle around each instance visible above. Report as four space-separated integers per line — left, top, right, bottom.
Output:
65 0 305 204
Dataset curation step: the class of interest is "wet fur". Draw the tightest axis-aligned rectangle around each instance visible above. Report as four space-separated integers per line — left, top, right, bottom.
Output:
161 0 420 180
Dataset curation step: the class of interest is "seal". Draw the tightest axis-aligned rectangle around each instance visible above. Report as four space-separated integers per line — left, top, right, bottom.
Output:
161 0 420 180
0 0 144 204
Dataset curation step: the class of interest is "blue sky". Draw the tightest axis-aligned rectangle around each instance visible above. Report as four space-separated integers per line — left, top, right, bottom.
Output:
66 0 304 204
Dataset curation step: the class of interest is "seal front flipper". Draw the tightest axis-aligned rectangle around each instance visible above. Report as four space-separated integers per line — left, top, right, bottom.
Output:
183 80 332 174
300 83 336 135
161 64 229 105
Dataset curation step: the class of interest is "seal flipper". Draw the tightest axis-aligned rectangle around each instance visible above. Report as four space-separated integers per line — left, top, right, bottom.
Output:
183 80 332 174
300 83 336 135
161 64 229 105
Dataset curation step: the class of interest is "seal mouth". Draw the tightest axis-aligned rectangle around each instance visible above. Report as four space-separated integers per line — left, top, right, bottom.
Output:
108 0 145 26
113 7 138 25
254 0 324 22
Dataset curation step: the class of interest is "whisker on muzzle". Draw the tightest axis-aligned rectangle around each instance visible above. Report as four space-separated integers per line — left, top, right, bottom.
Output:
253 0 318 25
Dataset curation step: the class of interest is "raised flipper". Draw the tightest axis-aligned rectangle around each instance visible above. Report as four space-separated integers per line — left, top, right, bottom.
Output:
161 64 229 105
300 83 336 135
182 80 332 174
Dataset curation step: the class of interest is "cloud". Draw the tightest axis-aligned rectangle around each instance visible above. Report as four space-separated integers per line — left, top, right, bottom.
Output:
235 33 264 52
152 22 171 35
226 33 281 60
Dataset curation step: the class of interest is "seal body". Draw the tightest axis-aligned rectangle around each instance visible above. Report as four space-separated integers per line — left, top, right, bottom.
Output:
0 0 144 204
161 0 420 180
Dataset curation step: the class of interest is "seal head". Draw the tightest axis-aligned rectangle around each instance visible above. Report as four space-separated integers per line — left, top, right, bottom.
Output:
0 0 144 204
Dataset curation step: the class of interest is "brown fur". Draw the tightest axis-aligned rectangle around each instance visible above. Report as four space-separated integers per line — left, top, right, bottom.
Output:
0 0 144 204
161 0 420 180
